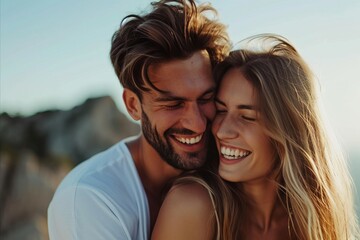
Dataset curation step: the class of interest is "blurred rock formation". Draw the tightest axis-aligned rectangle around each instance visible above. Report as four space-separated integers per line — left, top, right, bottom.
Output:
0 96 140 239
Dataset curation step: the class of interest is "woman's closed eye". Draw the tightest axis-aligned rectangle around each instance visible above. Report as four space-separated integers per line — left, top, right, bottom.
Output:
215 107 227 114
242 115 256 121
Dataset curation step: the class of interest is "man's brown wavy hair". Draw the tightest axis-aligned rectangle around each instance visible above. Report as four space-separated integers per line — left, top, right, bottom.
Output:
110 0 230 99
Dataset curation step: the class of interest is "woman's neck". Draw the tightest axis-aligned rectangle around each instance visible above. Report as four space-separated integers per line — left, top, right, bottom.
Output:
241 179 287 232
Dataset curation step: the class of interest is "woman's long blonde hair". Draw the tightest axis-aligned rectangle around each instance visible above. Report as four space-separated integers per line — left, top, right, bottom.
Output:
175 35 359 239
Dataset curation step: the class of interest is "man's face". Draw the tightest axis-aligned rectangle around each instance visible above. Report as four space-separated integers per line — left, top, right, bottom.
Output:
140 50 216 170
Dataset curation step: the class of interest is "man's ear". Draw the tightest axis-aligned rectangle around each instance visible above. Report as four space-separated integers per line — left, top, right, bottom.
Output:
123 89 141 121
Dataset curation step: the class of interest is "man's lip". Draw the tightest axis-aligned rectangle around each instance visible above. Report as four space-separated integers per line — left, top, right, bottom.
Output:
173 134 203 145
170 132 207 151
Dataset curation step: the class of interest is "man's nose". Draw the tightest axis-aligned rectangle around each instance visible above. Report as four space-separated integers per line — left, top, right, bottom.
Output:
180 103 207 133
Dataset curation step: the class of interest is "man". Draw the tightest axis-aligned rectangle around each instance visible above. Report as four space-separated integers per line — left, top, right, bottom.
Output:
47 0 229 239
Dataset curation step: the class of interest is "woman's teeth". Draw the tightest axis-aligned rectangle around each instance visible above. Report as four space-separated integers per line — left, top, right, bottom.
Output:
220 146 251 159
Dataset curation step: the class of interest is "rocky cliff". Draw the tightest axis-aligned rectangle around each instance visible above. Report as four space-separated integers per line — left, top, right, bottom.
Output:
0 96 140 239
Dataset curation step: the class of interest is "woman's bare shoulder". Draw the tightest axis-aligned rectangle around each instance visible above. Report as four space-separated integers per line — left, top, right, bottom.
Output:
151 182 215 240
168 181 213 207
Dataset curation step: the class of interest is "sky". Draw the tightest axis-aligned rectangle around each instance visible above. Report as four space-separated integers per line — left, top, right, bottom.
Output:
1 0 360 212
1 0 360 151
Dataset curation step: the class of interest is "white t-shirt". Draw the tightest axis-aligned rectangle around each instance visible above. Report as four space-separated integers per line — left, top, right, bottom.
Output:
48 137 149 240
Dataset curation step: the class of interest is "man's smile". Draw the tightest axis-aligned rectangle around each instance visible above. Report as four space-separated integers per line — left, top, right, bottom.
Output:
174 134 203 145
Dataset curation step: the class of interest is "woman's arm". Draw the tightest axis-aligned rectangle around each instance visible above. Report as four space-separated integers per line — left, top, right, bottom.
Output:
152 182 215 240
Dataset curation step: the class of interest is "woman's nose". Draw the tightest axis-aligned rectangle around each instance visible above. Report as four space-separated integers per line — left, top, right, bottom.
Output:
215 115 239 140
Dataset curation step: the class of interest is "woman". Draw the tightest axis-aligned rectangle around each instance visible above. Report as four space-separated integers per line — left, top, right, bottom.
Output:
152 35 359 240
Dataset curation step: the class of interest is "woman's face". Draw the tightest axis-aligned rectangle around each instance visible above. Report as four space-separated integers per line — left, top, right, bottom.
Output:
212 68 276 183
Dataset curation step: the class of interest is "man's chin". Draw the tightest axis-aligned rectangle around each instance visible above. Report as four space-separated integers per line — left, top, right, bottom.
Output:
175 151 207 170
166 135 209 169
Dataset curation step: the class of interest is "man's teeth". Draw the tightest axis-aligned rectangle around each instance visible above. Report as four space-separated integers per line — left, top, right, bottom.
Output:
175 135 202 145
220 146 250 159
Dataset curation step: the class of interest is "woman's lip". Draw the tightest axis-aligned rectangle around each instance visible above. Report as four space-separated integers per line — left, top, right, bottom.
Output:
220 143 249 150
219 153 250 165
218 144 252 158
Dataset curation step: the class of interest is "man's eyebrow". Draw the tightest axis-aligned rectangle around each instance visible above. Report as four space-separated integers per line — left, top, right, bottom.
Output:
215 98 256 110
155 87 216 102
200 88 216 97
154 95 185 102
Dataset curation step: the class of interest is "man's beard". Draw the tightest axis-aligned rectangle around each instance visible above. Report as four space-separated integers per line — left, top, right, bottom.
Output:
141 110 208 170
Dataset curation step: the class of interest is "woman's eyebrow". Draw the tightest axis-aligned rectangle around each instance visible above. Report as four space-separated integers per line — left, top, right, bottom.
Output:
215 98 256 110
237 104 255 110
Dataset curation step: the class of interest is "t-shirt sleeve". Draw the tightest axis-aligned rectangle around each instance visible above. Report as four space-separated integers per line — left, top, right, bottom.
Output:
48 185 132 240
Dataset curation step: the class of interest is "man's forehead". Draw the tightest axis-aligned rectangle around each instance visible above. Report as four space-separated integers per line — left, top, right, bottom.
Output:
143 85 216 103
142 50 214 101
147 50 211 84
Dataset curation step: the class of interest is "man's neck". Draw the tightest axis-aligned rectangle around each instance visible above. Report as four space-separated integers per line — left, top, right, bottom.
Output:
126 135 182 230
127 135 181 193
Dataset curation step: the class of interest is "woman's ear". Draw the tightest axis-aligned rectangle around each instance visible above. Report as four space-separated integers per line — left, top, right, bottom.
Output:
123 89 141 121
